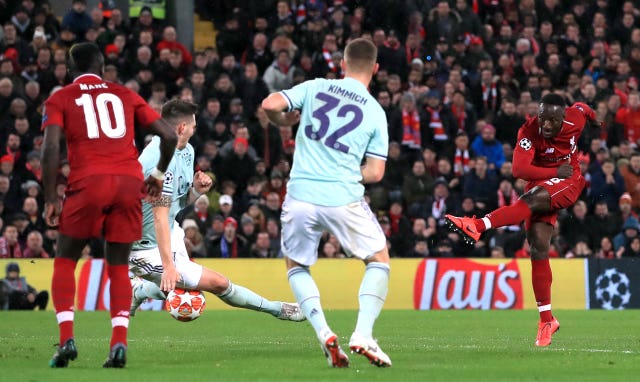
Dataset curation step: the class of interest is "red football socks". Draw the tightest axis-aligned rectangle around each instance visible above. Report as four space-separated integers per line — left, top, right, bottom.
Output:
531 259 553 322
106 264 131 348
475 199 532 232
52 257 77 344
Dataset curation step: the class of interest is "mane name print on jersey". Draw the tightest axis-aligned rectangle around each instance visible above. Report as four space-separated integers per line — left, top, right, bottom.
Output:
305 92 364 154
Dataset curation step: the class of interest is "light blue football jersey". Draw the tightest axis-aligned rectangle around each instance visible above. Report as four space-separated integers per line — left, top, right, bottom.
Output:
281 77 388 206
133 136 194 250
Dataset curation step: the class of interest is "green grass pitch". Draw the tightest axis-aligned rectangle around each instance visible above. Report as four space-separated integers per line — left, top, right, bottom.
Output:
1 310 639 381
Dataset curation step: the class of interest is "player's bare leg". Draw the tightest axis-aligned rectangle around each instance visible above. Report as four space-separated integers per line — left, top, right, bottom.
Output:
286 257 349 367
445 186 551 244
102 242 134 368
50 234 87 368
349 249 392 367
529 222 560 347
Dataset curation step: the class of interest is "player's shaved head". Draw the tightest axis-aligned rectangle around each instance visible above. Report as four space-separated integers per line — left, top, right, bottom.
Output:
344 38 377 73
540 93 566 108
162 99 198 125
69 42 104 76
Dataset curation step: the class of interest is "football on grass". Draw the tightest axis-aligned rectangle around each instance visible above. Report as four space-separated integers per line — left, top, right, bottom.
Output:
165 288 206 322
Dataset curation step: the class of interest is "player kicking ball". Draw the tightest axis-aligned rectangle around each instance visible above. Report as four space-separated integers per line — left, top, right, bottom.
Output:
445 94 598 346
128 100 305 323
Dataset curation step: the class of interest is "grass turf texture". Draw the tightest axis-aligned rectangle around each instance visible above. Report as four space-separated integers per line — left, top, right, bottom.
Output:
1 310 639 381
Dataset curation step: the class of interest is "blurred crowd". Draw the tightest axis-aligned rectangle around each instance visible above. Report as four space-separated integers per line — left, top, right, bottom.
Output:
1 0 640 259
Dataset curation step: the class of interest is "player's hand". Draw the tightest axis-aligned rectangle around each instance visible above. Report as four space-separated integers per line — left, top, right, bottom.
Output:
282 110 300 126
193 171 213 195
588 119 605 130
557 163 573 178
43 200 62 228
160 265 181 292
143 175 163 202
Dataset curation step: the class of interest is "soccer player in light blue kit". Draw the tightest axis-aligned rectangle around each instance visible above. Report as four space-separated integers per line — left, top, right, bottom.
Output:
128 99 304 322
262 38 391 368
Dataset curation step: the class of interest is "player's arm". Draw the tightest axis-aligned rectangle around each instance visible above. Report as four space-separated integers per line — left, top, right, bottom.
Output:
41 95 65 227
150 195 181 292
188 171 213 204
512 124 561 181
143 118 178 199
361 110 389 184
261 92 301 126
572 102 596 122
361 156 386 183
41 124 62 227
132 90 178 199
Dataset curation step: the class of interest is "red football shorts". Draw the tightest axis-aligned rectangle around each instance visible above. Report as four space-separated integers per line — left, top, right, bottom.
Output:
524 174 585 229
59 174 145 242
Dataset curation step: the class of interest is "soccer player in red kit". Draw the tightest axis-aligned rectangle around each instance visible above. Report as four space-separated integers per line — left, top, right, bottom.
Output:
445 93 599 347
41 43 177 368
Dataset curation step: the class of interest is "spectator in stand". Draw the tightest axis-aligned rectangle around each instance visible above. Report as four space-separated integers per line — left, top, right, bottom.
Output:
208 217 248 258
426 0 462 46
590 158 626 211
564 240 593 258
239 63 270 120
615 91 640 147
182 194 214 237
217 194 235 220
129 6 163 42
620 236 640 258
61 0 92 41
239 214 257 244
311 32 340 78
587 200 621 252
263 49 295 93
379 141 407 206
403 160 434 218
620 152 640 210
493 97 526 147
219 124 257 161
22 230 49 258
462 156 498 214
558 200 591 253
250 107 282 171
0 223 21 258
1 262 48 310
251 231 277 258
243 33 273 77
423 89 456 154
156 25 191 66
428 179 457 229
182 218 206 258
387 201 411 257
261 191 281 222
389 92 427 161
471 124 505 171
378 30 407 80
614 216 640 253
596 236 616 259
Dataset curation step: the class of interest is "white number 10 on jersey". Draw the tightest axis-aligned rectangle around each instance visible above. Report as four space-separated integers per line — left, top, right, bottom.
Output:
75 93 126 139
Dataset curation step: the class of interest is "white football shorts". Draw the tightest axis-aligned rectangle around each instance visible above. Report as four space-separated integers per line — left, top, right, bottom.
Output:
281 194 386 266
129 222 203 289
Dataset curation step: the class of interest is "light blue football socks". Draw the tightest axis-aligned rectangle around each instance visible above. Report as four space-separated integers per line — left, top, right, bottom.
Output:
354 262 390 338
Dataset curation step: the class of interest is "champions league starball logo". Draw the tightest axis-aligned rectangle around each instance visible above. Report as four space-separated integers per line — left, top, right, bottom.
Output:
594 268 631 310
519 138 532 151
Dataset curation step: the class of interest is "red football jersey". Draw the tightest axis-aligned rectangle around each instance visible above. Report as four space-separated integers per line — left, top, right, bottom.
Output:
42 74 160 183
512 103 595 182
